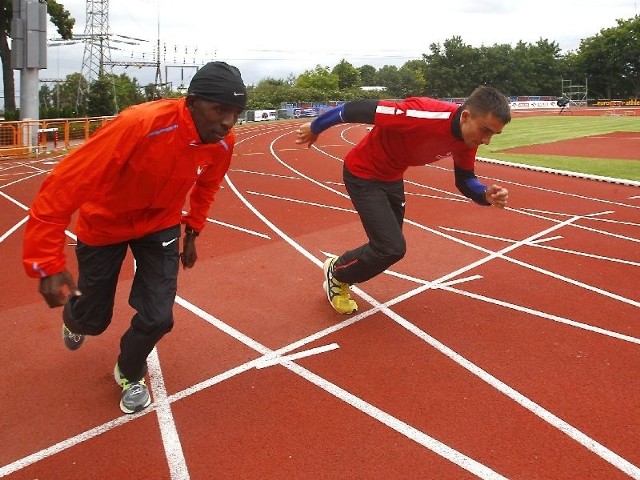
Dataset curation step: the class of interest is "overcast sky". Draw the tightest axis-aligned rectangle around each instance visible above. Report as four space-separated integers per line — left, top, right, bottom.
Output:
21 0 640 90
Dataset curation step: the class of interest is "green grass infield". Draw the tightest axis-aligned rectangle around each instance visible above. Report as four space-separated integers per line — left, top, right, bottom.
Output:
478 115 640 182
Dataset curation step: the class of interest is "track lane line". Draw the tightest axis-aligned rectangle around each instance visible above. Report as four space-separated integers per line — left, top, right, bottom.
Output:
172 295 509 479
259 131 640 477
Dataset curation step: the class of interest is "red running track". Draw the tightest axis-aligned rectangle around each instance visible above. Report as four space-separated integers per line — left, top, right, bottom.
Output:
1 120 639 479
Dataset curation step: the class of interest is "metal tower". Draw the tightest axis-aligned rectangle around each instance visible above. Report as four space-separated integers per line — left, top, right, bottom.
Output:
561 77 588 107
80 0 112 83
48 0 171 109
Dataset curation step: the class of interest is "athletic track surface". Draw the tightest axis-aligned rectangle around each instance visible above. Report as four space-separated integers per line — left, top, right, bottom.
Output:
1 119 639 479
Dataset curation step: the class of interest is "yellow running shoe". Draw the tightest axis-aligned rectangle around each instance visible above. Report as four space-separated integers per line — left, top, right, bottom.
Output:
323 257 358 314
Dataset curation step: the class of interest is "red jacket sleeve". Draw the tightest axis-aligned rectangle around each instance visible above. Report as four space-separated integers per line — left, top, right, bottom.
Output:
22 115 142 278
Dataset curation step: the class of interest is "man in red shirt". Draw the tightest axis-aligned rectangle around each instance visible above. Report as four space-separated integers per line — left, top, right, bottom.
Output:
296 86 510 315
22 61 247 413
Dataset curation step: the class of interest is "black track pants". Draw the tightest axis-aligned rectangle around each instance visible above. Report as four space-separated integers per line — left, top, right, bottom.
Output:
333 166 406 284
63 224 180 381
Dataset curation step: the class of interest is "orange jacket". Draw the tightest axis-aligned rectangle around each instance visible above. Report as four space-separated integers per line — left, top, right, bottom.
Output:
23 98 235 278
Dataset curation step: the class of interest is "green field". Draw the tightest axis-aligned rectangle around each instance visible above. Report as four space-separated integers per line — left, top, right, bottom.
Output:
478 115 640 182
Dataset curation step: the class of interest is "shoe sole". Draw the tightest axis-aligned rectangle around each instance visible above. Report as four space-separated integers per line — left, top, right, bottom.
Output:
114 364 124 387
323 258 335 306
120 396 151 414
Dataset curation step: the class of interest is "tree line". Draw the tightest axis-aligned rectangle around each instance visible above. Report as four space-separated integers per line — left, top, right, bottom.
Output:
2 3 639 119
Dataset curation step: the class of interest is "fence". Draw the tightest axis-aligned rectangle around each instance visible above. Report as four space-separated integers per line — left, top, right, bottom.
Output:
0 116 115 158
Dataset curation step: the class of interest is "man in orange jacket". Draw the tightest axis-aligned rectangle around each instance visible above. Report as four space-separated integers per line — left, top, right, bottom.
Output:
22 61 247 414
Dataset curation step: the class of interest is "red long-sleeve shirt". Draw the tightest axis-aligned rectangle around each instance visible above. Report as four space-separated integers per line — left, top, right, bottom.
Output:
345 97 476 181
23 98 235 278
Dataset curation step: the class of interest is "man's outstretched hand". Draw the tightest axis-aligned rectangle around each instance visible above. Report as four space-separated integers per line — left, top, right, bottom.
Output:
485 184 509 208
295 122 319 148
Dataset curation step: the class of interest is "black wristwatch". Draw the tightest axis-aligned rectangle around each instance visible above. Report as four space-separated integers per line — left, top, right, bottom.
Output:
184 226 199 237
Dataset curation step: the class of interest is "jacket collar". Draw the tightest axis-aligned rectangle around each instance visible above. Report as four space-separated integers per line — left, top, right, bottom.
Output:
451 106 463 141
178 97 204 145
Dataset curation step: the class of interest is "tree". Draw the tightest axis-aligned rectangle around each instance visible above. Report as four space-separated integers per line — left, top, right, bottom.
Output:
87 75 115 116
575 15 640 98
475 43 515 95
396 60 427 97
528 39 563 95
60 72 87 116
422 36 565 98
246 77 293 110
507 39 562 95
0 0 75 116
358 64 377 86
423 36 480 97
295 65 339 91
332 59 361 90
617 16 640 98
37 72 87 117
112 73 145 110
375 65 401 96
39 83 54 114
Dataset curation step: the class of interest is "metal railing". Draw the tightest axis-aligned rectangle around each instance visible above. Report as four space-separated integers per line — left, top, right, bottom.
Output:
0 116 115 158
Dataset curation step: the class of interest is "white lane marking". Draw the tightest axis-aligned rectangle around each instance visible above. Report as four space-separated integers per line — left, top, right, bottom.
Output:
132 258 187 480
180 210 271 239
442 284 640 345
440 226 640 267
230 168 299 180
148 349 190 480
405 179 468 200
246 190 356 214
286 362 508 480
255 343 340 369
0 216 28 244
405 191 469 203
519 208 640 243
172 295 508 480
352 285 640 480
208 218 271 239
408 216 640 308
0 413 146 477
527 235 563 245
2 124 636 479
268 133 640 477
370 262 640 346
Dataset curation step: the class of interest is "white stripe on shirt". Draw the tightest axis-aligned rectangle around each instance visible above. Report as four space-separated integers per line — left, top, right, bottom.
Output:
406 110 451 119
376 105 451 119
376 105 396 115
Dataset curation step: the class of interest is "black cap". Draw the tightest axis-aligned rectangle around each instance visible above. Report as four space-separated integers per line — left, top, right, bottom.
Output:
187 61 247 109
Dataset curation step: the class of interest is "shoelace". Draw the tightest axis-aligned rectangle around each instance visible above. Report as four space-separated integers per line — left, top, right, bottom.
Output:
328 277 351 299
338 283 351 297
64 326 83 342
126 383 146 396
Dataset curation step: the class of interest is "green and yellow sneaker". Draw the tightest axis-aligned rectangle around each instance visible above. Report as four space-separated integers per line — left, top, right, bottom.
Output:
114 364 151 414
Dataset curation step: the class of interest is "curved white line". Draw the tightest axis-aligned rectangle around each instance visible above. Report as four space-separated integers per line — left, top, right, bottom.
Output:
226 129 640 478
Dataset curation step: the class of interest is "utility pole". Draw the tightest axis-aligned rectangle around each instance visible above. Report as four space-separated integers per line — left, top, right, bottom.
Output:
10 0 47 148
